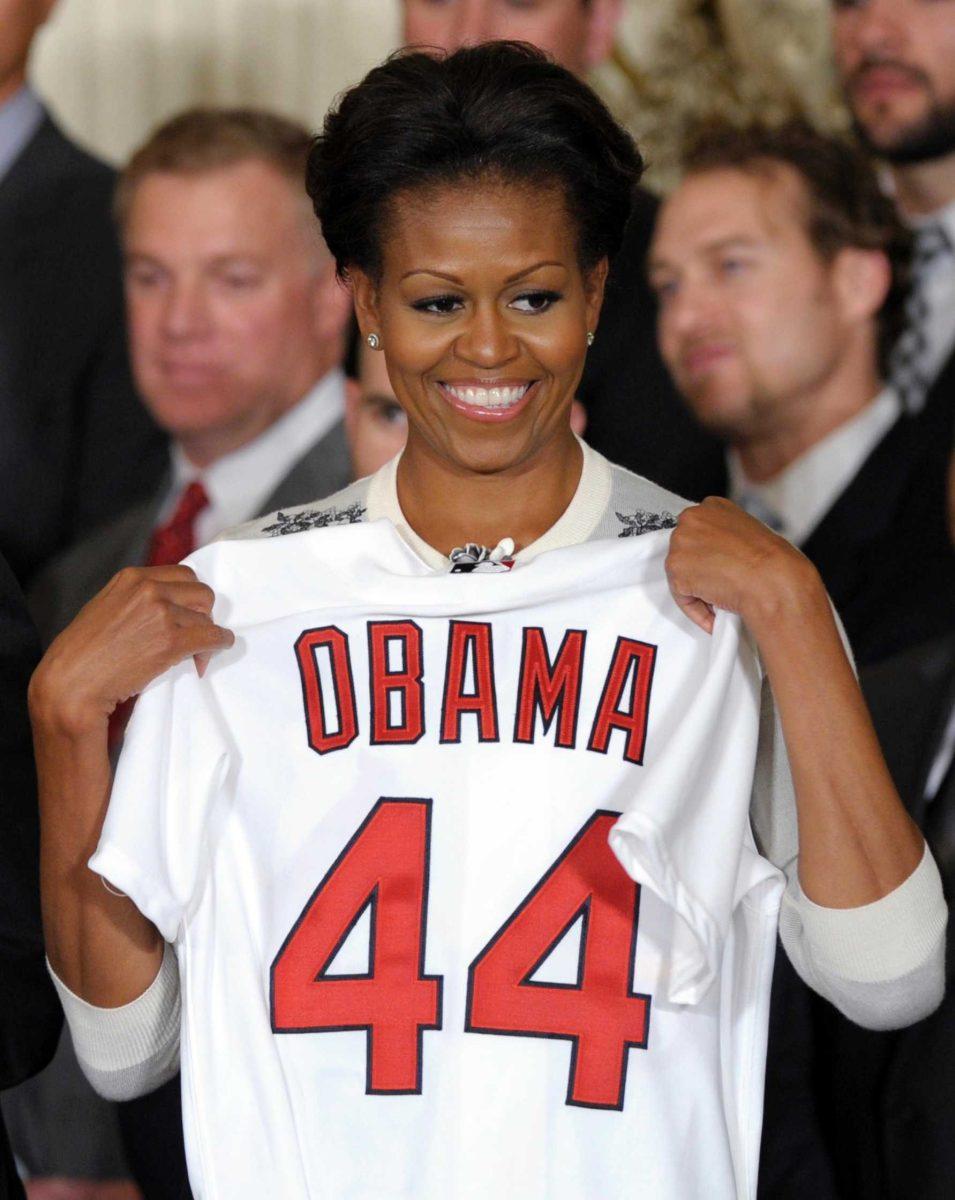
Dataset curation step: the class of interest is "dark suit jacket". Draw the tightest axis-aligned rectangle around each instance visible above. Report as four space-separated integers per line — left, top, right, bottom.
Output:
0 113 167 586
757 355 955 1194
29 417 352 647
689 354 955 669
0 553 62 1200
807 635 955 1199
800 361 955 667
578 188 727 502
11 417 350 1199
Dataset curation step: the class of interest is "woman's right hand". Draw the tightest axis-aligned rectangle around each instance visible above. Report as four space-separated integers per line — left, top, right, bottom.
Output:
28 564 234 739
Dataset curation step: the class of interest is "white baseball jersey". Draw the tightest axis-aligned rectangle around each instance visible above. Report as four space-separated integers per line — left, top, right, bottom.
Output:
92 519 784 1200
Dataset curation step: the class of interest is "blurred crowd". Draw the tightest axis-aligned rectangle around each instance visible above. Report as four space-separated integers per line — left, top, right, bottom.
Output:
1 1 953 1198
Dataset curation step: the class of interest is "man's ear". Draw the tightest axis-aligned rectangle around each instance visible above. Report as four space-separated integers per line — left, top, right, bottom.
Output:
833 246 891 325
584 0 624 70
350 267 382 344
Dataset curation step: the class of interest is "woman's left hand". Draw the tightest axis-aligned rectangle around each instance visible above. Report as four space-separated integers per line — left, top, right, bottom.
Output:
665 497 822 636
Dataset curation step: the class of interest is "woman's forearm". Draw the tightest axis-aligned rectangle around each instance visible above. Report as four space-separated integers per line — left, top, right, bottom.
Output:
747 560 924 907
32 702 164 1006
28 563 233 1005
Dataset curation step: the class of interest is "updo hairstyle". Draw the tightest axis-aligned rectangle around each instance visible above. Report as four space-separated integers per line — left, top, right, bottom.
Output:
307 41 644 282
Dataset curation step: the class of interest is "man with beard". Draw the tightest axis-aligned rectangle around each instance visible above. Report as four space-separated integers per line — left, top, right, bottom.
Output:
834 0 955 421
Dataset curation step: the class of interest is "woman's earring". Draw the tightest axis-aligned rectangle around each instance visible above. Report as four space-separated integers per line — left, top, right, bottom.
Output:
366 332 381 350
586 331 595 347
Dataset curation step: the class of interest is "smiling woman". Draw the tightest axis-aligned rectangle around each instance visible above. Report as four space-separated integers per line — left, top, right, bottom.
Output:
308 41 636 550
30 39 945 1200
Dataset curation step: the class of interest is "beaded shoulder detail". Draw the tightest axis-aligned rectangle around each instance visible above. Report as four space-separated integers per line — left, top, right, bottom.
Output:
260 502 367 537
615 510 678 538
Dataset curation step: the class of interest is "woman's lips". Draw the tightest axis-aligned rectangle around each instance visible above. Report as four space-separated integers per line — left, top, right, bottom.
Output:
437 380 538 422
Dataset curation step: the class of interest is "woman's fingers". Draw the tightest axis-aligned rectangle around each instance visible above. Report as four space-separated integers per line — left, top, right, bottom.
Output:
665 497 802 629
31 566 233 735
670 589 716 635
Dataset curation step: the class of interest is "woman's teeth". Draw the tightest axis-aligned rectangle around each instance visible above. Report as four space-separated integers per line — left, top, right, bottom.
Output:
443 384 530 409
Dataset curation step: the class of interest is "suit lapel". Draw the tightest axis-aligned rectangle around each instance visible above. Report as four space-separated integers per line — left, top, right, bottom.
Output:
0 117 65 232
254 419 351 518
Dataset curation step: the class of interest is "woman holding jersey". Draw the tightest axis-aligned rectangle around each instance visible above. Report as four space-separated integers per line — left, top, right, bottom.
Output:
30 42 941 1198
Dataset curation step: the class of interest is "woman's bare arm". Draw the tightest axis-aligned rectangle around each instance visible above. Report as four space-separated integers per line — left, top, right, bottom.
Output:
666 497 924 908
30 565 233 1005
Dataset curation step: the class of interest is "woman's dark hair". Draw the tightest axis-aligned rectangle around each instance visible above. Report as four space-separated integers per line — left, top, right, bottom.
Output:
683 120 912 375
307 41 644 281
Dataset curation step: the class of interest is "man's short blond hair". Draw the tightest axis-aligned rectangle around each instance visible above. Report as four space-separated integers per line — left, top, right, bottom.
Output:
115 107 314 227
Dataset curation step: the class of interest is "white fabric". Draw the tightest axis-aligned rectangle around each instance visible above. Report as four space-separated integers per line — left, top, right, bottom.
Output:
727 387 901 546
783 843 945 985
907 202 955 389
367 435 611 569
91 521 784 1199
158 368 345 545
47 943 181 1101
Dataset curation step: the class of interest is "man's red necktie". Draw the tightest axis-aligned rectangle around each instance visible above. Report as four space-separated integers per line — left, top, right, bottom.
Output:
109 480 210 748
146 480 210 566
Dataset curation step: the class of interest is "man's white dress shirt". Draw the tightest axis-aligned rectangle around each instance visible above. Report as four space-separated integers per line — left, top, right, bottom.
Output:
0 84 44 184
728 387 901 545
156 368 345 546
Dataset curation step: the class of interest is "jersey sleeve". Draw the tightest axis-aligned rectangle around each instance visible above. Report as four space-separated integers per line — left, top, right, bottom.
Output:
89 659 233 942
608 613 784 1006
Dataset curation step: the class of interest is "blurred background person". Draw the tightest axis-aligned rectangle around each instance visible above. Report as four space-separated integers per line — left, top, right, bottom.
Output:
0 0 166 586
650 121 955 668
0 551 63 1200
344 339 409 481
28 107 352 645
651 116 955 1200
7 106 352 1200
399 0 726 499
834 0 955 423
402 0 623 76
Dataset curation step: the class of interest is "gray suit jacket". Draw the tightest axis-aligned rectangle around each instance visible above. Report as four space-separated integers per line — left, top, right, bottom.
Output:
28 418 351 647
7 418 350 1183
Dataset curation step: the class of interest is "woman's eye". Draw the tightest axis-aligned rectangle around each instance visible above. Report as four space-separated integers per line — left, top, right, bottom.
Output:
412 294 463 315
719 257 748 277
510 290 562 314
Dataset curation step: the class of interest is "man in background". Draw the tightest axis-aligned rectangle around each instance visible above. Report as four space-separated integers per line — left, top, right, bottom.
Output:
650 120 955 1198
345 340 409 482
834 0 955 423
8 106 353 1200
0 0 166 585
28 107 353 645
400 0 725 498
649 122 955 667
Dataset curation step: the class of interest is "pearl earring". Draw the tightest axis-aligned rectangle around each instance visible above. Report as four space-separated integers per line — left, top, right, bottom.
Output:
366 332 381 350
586 331 595 347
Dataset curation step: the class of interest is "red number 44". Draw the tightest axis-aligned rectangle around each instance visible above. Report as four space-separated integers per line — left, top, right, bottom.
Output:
271 800 650 1110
